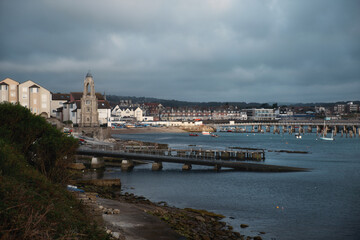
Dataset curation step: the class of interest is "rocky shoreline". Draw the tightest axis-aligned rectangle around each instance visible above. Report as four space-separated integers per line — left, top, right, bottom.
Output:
74 181 264 240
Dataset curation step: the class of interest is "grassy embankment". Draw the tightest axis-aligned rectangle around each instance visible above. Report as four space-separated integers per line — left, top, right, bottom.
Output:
0 103 109 240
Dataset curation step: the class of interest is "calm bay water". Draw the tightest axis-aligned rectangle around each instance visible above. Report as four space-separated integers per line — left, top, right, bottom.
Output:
92 132 360 239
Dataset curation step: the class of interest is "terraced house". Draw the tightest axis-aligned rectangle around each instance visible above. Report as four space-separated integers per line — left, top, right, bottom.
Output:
0 78 51 118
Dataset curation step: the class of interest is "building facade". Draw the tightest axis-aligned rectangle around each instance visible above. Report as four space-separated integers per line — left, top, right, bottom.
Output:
80 73 99 127
0 78 19 104
18 80 51 118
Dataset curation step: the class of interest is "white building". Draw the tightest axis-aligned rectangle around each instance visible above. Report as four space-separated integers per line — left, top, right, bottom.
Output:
246 108 276 121
112 105 143 121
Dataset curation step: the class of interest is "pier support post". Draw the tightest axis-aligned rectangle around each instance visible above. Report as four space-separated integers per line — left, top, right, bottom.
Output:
182 163 192 171
266 125 270 133
91 157 105 169
307 125 312 133
290 126 294 134
251 125 255 133
121 160 134 172
220 151 230 160
273 125 277 134
299 126 303 134
236 152 245 160
214 164 221 172
251 152 262 161
283 125 287 133
349 130 353 138
152 162 163 171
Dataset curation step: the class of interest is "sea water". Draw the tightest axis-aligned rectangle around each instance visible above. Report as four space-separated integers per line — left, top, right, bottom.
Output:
93 132 360 240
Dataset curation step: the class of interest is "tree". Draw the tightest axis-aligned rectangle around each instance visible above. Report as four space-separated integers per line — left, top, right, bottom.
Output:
0 102 78 184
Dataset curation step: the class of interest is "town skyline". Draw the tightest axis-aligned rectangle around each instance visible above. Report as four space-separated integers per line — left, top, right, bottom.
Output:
1 1 359 103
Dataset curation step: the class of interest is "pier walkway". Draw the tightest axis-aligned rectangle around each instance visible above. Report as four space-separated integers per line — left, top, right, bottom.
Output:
76 145 307 172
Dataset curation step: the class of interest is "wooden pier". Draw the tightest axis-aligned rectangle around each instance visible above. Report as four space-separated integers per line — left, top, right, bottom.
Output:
76 145 307 172
215 119 360 137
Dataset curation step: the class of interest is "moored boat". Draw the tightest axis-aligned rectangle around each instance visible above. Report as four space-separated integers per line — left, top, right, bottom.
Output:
189 133 198 137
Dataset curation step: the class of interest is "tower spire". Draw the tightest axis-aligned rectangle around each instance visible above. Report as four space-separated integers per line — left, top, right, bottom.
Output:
86 70 92 78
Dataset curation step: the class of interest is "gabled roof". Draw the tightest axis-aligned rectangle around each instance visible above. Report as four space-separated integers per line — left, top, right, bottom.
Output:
52 93 70 101
20 80 50 92
70 92 105 101
29 84 40 88
0 82 8 85
98 101 111 109
70 92 83 101
0 78 20 85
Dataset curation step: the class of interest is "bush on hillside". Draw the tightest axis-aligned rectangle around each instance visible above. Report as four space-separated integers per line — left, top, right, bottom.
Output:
0 140 109 240
0 102 78 184
0 103 109 239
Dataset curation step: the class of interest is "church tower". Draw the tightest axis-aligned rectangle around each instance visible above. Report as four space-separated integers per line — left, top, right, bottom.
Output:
80 72 99 127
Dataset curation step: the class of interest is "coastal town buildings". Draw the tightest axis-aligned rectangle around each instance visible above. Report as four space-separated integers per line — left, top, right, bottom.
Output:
111 105 144 121
245 108 276 121
57 91 111 126
51 93 70 118
0 78 19 104
18 80 51 118
1 78 52 118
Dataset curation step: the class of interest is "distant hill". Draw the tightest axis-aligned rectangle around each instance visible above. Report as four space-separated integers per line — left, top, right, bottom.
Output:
106 95 359 108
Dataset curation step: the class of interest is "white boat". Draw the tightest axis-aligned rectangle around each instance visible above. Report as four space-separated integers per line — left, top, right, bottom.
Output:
320 131 334 141
202 131 211 135
319 121 334 141
295 133 302 139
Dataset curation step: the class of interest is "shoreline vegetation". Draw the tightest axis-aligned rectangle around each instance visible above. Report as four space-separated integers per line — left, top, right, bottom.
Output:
0 103 261 239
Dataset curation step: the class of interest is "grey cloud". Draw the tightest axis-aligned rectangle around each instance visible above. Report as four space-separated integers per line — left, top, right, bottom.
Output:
0 0 359 103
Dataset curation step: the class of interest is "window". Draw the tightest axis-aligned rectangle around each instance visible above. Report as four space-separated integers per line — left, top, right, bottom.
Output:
86 100 91 105
23 94 28 99
10 85 16 90
10 92 15 97
30 88 38 93
22 87 27 92
33 99 37 104
0 85 8 90
41 94 47 101
42 103 47 108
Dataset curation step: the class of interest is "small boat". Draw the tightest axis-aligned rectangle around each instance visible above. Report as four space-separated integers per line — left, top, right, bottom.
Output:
211 134 218 137
319 121 334 141
227 130 233 132
189 133 198 137
320 131 334 141
202 131 211 135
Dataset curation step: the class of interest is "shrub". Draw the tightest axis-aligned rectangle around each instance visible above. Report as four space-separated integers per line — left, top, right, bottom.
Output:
0 102 78 184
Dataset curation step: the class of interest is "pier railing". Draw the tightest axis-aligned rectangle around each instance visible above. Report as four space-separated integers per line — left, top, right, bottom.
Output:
82 144 265 161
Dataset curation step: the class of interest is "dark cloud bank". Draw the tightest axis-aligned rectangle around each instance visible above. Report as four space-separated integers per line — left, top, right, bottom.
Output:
1 0 359 103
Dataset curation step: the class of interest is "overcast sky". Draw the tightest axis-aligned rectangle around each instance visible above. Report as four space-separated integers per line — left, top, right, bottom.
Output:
0 0 359 103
